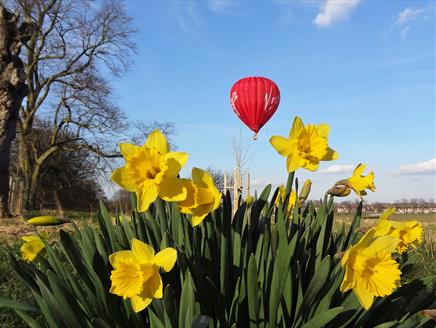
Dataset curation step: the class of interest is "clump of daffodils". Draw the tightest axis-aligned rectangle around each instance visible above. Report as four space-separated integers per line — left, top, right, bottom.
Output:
108 117 423 313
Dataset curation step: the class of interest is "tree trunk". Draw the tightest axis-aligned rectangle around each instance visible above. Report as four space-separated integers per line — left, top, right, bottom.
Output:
0 5 28 218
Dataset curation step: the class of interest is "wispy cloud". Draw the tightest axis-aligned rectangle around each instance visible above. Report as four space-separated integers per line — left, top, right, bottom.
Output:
392 7 430 39
321 165 354 174
396 8 426 25
169 1 205 36
395 158 436 175
208 0 233 14
313 0 361 28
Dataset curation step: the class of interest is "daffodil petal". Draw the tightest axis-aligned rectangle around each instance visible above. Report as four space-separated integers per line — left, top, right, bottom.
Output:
119 143 141 160
137 182 158 212
340 267 356 292
289 116 304 139
146 130 170 154
131 239 155 263
378 206 396 222
158 177 187 201
316 124 330 138
322 147 339 161
112 167 137 192
196 187 215 205
353 163 366 176
178 179 196 208
130 295 152 313
109 250 136 267
140 271 163 299
163 152 189 177
353 283 374 310
153 248 177 272
286 152 302 173
269 136 291 157
191 203 214 227
192 167 212 188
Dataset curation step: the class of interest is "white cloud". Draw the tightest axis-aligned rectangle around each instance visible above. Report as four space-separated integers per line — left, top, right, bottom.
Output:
209 0 232 13
395 158 436 175
313 0 361 28
321 164 354 174
396 8 426 25
391 7 430 39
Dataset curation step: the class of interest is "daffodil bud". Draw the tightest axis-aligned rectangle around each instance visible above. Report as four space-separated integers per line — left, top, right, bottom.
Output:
27 215 67 226
298 179 312 203
327 185 351 197
244 195 254 206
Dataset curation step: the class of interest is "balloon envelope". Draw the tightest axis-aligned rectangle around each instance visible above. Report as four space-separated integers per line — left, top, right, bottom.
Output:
230 77 280 136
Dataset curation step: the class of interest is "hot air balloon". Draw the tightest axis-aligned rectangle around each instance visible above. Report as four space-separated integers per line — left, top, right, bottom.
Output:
229 77 280 139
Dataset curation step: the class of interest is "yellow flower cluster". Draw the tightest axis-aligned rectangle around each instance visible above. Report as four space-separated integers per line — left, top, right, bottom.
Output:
269 116 422 310
340 207 422 309
112 130 221 226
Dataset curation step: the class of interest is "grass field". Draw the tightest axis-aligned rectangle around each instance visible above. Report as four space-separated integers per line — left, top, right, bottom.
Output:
0 211 435 327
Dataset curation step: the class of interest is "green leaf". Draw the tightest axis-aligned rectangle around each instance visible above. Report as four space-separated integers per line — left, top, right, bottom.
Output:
14 309 42 328
300 307 344 328
0 298 39 313
179 273 195 328
247 254 259 328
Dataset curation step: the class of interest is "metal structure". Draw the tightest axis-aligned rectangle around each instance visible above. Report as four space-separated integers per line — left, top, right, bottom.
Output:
224 167 251 215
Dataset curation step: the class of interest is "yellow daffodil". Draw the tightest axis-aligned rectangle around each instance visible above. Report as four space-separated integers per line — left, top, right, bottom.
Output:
346 163 375 197
21 235 46 262
340 229 401 310
329 163 375 198
109 239 177 313
111 130 188 212
373 207 423 253
178 168 222 227
274 185 297 214
270 116 338 172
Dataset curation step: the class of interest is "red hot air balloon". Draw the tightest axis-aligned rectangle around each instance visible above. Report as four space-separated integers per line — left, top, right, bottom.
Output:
230 77 280 139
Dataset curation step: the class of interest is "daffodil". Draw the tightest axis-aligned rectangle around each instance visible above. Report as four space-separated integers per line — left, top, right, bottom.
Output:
340 229 401 310
111 130 188 212
178 168 222 227
21 235 46 262
346 163 375 197
109 239 177 313
274 185 297 214
270 116 338 172
373 207 422 253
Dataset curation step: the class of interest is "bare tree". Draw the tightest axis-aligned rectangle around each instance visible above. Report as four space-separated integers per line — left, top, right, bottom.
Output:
3 0 136 209
0 3 33 217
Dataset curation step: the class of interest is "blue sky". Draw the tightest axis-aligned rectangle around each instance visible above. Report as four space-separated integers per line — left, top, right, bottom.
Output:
111 0 435 202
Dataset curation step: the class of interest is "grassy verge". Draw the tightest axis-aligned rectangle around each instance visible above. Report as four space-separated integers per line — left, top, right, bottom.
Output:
0 240 41 328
